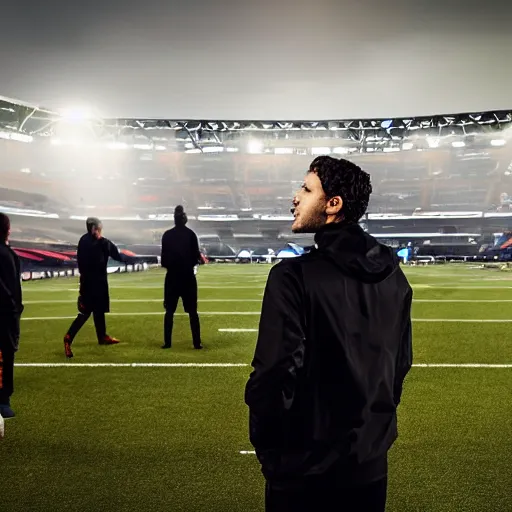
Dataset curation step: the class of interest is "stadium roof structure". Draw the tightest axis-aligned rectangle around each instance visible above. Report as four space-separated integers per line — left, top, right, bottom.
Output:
2 96 512 156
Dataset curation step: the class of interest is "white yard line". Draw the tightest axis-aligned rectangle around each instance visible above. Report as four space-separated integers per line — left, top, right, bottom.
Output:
413 299 512 303
21 314 512 322
23 299 512 305
14 363 512 369
15 363 248 368
24 299 263 304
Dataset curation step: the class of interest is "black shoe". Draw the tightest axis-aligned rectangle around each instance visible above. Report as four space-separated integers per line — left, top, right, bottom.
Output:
0 406 15 419
161 344 172 349
194 344 203 350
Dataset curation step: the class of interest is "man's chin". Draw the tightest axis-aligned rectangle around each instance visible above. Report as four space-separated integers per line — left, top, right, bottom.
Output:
292 221 311 234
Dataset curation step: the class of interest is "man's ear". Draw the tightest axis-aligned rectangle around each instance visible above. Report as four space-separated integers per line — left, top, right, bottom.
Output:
326 196 343 216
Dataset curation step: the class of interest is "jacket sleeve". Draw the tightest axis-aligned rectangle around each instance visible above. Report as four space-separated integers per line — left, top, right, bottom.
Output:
191 232 202 265
394 286 413 406
161 233 169 269
0 250 17 313
244 263 306 452
107 239 129 263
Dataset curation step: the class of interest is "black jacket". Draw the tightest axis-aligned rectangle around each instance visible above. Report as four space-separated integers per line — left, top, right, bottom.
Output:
161 225 201 275
77 234 128 313
245 223 413 487
0 241 23 350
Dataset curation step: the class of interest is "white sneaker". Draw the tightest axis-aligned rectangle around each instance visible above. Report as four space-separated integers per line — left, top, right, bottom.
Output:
0 414 4 439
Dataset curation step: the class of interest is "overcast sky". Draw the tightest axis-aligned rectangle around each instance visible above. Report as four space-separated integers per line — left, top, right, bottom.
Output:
1 0 511 120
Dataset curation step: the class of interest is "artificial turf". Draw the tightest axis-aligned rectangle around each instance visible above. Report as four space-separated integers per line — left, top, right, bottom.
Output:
1 264 511 511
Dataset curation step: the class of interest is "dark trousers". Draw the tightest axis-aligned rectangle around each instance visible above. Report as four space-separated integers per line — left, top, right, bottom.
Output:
164 272 201 347
66 311 107 343
164 311 201 347
265 477 387 512
0 346 15 406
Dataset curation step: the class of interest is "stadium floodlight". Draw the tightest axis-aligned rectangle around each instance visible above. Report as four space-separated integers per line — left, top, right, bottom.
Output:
452 141 466 148
311 147 331 155
274 148 294 155
427 137 440 148
60 107 93 121
402 142 414 150
247 140 264 154
491 139 506 147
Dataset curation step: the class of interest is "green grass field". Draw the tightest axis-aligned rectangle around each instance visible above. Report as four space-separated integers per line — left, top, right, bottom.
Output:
1 264 511 511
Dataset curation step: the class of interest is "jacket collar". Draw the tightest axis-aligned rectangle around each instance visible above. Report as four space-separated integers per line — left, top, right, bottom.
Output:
314 222 364 250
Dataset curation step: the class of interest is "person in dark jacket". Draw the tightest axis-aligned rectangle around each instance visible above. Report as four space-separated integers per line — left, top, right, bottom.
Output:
63 217 131 358
161 206 203 349
245 156 413 512
0 213 24 419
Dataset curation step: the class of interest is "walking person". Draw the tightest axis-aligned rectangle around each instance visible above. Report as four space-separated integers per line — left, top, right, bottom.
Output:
245 156 413 512
161 205 203 349
63 217 131 358
0 213 24 419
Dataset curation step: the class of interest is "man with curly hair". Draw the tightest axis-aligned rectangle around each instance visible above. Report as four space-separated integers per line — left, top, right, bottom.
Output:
245 156 413 511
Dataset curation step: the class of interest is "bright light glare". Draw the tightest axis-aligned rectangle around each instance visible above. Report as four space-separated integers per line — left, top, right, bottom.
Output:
247 140 264 154
0 131 33 143
51 138 62 146
452 141 466 148
20 168 31 174
61 107 93 121
226 147 239 153
491 139 506 147
107 142 129 150
274 148 294 155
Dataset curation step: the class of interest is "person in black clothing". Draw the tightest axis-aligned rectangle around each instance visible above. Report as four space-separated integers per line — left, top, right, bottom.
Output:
63 217 131 358
161 205 203 349
245 156 413 512
0 213 24 419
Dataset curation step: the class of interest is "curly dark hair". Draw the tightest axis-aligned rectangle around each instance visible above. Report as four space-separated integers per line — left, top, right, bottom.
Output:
309 156 372 223
0 212 10 241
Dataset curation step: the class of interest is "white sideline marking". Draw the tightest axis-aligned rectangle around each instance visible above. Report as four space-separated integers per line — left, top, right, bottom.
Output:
21 314 512 322
24 299 263 305
23 299 512 305
413 364 512 368
21 312 262 321
14 363 512 369
240 451 256 455
15 363 248 368
413 299 512 303
219 329 258 332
